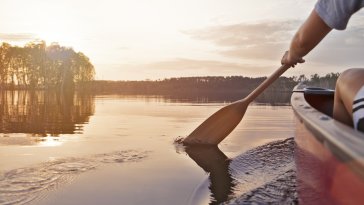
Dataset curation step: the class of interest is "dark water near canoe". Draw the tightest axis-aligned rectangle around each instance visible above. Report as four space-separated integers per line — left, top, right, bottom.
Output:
0 91 295 205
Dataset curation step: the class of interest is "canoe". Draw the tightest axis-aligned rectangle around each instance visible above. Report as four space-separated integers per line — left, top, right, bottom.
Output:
291 85 364 205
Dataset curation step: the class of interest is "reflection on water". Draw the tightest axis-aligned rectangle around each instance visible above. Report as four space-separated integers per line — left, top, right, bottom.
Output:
180 138 296 205
0 90 290 137
0 91 94 137
0 94 295 205
184 145 234 204
125 91 292 105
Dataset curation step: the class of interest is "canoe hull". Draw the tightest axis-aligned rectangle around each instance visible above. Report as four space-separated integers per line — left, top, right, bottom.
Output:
292 86 364 205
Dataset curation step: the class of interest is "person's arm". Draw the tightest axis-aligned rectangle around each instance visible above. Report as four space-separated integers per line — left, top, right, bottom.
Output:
281 10 332 67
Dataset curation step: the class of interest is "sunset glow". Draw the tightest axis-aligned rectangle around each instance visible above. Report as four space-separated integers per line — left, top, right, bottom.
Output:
1 0 363 80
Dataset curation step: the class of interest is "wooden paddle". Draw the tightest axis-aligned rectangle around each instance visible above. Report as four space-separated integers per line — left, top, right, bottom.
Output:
183 64 290 145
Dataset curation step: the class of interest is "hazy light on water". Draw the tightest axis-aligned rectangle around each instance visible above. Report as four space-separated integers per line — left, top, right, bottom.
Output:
37 136 63 147
0 94 295 204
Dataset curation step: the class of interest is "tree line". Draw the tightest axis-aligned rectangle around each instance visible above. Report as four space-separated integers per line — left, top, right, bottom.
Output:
82 73 339 104
89 73 339 95
0 41 95 90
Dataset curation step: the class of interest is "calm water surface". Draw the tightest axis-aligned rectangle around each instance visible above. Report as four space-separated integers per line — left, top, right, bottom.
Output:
0 91 294 205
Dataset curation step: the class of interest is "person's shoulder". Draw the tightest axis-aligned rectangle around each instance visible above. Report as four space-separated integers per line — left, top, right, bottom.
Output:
315 0 364 30
316 0 364 11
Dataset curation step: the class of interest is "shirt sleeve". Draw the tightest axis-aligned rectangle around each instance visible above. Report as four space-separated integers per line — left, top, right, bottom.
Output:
315 0 363 30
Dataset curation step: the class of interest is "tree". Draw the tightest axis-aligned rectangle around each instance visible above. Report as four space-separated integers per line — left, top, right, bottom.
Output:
0 40 95 90
0 43 11 89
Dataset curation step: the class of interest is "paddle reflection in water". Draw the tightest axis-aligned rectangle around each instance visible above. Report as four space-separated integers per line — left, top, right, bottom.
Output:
178 138 297 205
184 144 235 204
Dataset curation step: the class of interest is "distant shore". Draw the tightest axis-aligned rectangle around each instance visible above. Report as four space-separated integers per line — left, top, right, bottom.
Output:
0 74 339 105
86 73 339 95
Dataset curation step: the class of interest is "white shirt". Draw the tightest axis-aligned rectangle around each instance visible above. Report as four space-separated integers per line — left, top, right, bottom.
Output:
315 0 364 30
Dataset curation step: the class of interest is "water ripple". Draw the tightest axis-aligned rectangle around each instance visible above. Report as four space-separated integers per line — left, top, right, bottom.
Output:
225 138 296 204
0 150 149 205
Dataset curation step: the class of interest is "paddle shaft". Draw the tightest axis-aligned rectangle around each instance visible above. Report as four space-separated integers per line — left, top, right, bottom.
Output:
243 64 290 103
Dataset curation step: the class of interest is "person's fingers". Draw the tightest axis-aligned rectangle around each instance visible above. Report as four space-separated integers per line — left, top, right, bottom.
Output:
281 51 288 65
298 58 305 63
281 51 306 67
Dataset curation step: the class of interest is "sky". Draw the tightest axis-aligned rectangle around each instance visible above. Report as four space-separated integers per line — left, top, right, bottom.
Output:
0 0 363 80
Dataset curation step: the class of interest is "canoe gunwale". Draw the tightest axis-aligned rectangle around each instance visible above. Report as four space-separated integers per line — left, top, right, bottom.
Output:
291 85 364 179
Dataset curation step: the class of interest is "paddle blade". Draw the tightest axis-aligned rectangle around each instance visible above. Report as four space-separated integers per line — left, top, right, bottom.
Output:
183 101 248 145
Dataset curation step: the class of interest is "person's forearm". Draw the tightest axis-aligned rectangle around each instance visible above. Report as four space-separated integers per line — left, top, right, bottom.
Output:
289 28 314 59
289 10 332 59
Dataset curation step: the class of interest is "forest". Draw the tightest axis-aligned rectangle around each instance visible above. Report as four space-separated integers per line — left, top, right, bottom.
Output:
0 41 95 90
89 73 339 94
85 73 339 104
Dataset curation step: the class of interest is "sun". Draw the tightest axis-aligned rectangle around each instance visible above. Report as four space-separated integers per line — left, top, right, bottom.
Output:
37 30 80 48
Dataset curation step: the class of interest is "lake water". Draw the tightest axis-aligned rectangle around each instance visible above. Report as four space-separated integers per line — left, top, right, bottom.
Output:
0 91 295 205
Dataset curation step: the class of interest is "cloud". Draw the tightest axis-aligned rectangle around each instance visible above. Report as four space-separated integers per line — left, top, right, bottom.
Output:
184 18 364 68
144 58 249 73
306 25 364 67
183 20 301 61
96 58 275 80
145 58 278 77
184 20 300 48
0 33 37 42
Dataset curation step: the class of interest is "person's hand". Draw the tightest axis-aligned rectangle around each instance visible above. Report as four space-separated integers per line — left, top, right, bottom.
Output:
281 50 305 68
